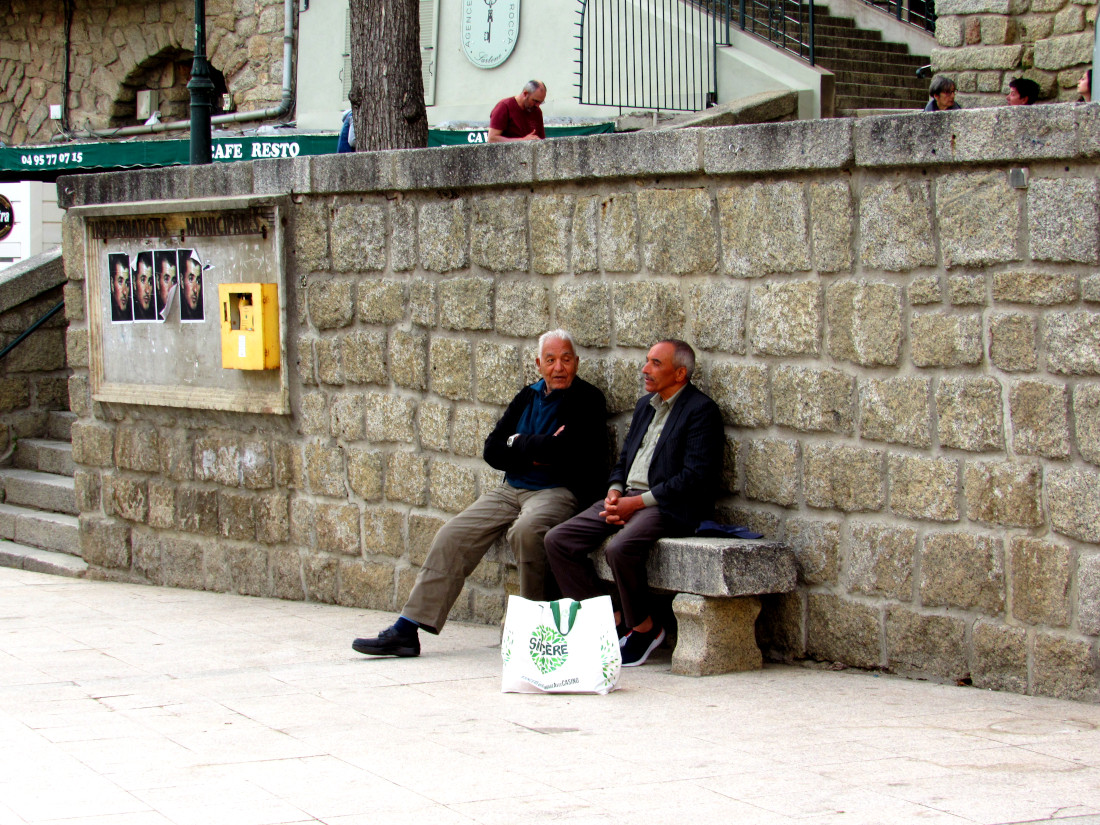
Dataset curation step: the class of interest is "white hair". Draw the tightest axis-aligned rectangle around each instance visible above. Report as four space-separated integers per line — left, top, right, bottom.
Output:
538 328 575 358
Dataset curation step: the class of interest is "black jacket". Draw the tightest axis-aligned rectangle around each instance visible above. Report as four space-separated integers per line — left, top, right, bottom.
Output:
610 382 724 532
483 377 608 506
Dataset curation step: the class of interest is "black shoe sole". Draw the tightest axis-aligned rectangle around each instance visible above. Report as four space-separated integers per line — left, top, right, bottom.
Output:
352 639 419 657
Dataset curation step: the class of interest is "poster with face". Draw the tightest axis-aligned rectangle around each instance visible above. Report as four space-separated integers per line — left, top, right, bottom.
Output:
108 252 132 322
131 250 157 321
153 249 178 321
178 248 206 322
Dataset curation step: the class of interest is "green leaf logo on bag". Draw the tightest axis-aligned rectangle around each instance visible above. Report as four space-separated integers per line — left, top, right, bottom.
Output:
529 624 569 674
528 600 581 675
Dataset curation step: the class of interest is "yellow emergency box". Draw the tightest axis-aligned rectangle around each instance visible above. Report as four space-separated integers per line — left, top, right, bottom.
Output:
218 283 280 370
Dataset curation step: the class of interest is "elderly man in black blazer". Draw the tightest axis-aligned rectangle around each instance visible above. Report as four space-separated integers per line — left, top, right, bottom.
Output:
545 339 724 667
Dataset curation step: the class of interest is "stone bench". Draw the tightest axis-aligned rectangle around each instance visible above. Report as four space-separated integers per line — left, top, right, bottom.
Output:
591 537 797 676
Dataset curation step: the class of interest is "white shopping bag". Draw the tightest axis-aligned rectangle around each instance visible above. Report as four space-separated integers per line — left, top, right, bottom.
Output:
501 595 621 694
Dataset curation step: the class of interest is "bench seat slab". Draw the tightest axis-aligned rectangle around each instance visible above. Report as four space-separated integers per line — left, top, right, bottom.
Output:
592 538 797 597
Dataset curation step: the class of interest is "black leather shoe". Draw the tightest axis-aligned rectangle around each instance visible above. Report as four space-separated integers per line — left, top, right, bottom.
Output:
352 625 420 657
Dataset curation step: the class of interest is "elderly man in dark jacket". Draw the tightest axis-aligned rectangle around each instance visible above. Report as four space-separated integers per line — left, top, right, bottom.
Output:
353 329 607 658
545 339 723 667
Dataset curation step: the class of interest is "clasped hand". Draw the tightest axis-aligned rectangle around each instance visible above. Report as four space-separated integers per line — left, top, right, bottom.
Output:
600 489 644 525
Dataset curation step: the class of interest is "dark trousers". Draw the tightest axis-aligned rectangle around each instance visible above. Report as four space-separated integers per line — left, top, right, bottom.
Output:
544 494 667 629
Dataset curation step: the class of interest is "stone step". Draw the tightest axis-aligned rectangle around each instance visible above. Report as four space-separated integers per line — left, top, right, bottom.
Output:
0 539 87 578
814 47 929 66
836 95 927 110
48 410 75 442
0 468 77 516
13 438 74 477
0 502 80 556
813 32 910 50
836 82 928 100
812 24 887 43
835 69 929 89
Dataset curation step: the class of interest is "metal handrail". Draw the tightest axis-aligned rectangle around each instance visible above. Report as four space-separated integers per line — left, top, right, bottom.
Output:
860 0 935 32
574 0 820 113
0 301 65 363
575 0 721 112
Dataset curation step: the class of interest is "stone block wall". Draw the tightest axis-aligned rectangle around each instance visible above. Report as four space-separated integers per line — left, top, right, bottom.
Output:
60 105 1100 701
0 0 289 146
932 0 1096 106
0 284 70 452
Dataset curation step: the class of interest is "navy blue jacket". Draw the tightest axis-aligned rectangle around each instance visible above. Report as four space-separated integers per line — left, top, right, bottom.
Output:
483 377 608 507
610 383 724 532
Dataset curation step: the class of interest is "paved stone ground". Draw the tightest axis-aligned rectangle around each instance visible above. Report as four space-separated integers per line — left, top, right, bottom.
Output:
2 567 1100 825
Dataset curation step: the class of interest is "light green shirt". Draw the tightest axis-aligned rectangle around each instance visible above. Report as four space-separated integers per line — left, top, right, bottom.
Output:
612 386 685 508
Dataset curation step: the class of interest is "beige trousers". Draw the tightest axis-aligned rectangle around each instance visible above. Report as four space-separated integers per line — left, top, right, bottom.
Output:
402 484 578 633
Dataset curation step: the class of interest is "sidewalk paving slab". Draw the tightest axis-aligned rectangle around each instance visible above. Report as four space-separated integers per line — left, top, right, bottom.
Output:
2 567 1100 825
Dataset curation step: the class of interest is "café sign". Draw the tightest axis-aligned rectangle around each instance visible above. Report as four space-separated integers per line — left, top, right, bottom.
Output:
0 194 13 241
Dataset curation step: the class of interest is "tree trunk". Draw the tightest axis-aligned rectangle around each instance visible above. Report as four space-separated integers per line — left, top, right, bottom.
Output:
348 0 428 152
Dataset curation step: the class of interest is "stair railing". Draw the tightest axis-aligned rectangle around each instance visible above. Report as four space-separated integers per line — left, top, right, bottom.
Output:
574 0 720 113
574 0 816 113
722 0 816 65
860 0 935 32
0 301 65 362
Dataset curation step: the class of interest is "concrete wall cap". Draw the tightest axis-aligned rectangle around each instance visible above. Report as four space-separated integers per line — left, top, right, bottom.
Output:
703 118 854 175
854 104 1083 168
0 247 65 315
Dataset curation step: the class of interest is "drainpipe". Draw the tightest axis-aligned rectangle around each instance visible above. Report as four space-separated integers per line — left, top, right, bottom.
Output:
88 0 296 139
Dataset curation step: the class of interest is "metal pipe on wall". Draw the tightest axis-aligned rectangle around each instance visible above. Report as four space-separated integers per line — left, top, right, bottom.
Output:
88 0 297 139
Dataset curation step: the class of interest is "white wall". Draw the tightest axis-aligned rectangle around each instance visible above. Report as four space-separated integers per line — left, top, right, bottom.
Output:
0 182 63 273
719 32 832 120
296 0 825 130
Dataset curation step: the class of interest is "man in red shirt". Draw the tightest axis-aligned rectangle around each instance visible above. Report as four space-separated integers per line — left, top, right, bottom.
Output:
488 80 546 143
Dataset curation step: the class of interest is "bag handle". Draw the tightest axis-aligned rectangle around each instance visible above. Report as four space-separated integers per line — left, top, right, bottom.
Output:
549 599 581 636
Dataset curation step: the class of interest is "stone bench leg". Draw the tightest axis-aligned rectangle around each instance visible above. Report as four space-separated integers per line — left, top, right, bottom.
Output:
671 594 762 676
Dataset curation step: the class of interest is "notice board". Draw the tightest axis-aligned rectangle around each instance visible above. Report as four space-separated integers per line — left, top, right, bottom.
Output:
77 194 290 414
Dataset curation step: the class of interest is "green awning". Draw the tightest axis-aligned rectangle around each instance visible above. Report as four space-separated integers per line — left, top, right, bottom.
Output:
0 135 337 175
427 123 615 146
0 124 616 176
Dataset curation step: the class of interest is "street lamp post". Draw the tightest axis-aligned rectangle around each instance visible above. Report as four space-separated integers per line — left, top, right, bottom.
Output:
187 0 215 164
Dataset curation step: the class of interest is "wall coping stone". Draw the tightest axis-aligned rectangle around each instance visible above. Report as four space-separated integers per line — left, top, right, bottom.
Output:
58 104 1100 209
0 247 65 315
854 105 1092 167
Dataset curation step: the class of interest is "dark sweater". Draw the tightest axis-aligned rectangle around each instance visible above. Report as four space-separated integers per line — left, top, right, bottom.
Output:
483 377 608 506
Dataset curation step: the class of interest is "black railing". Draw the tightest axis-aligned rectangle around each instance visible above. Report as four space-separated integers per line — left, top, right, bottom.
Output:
575 0 720 113
860 0 935 33
575 0 933 113
575 0 815 113
720 0 815 64
0 301 65 363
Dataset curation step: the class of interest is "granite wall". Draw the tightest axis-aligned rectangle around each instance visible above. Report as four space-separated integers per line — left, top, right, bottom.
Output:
0 251 70 452
60 104 1100 701
932 0 1096 106
0 0 289 145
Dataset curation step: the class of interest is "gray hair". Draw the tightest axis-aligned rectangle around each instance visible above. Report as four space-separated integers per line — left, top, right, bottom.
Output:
524 79 546 96
538 328 575 358
659 339 696 380
929 75 956 97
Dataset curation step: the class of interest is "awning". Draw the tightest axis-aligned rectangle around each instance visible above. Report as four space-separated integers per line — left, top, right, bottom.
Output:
1 124 616 178
427 123 615 146
0 135 337 176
